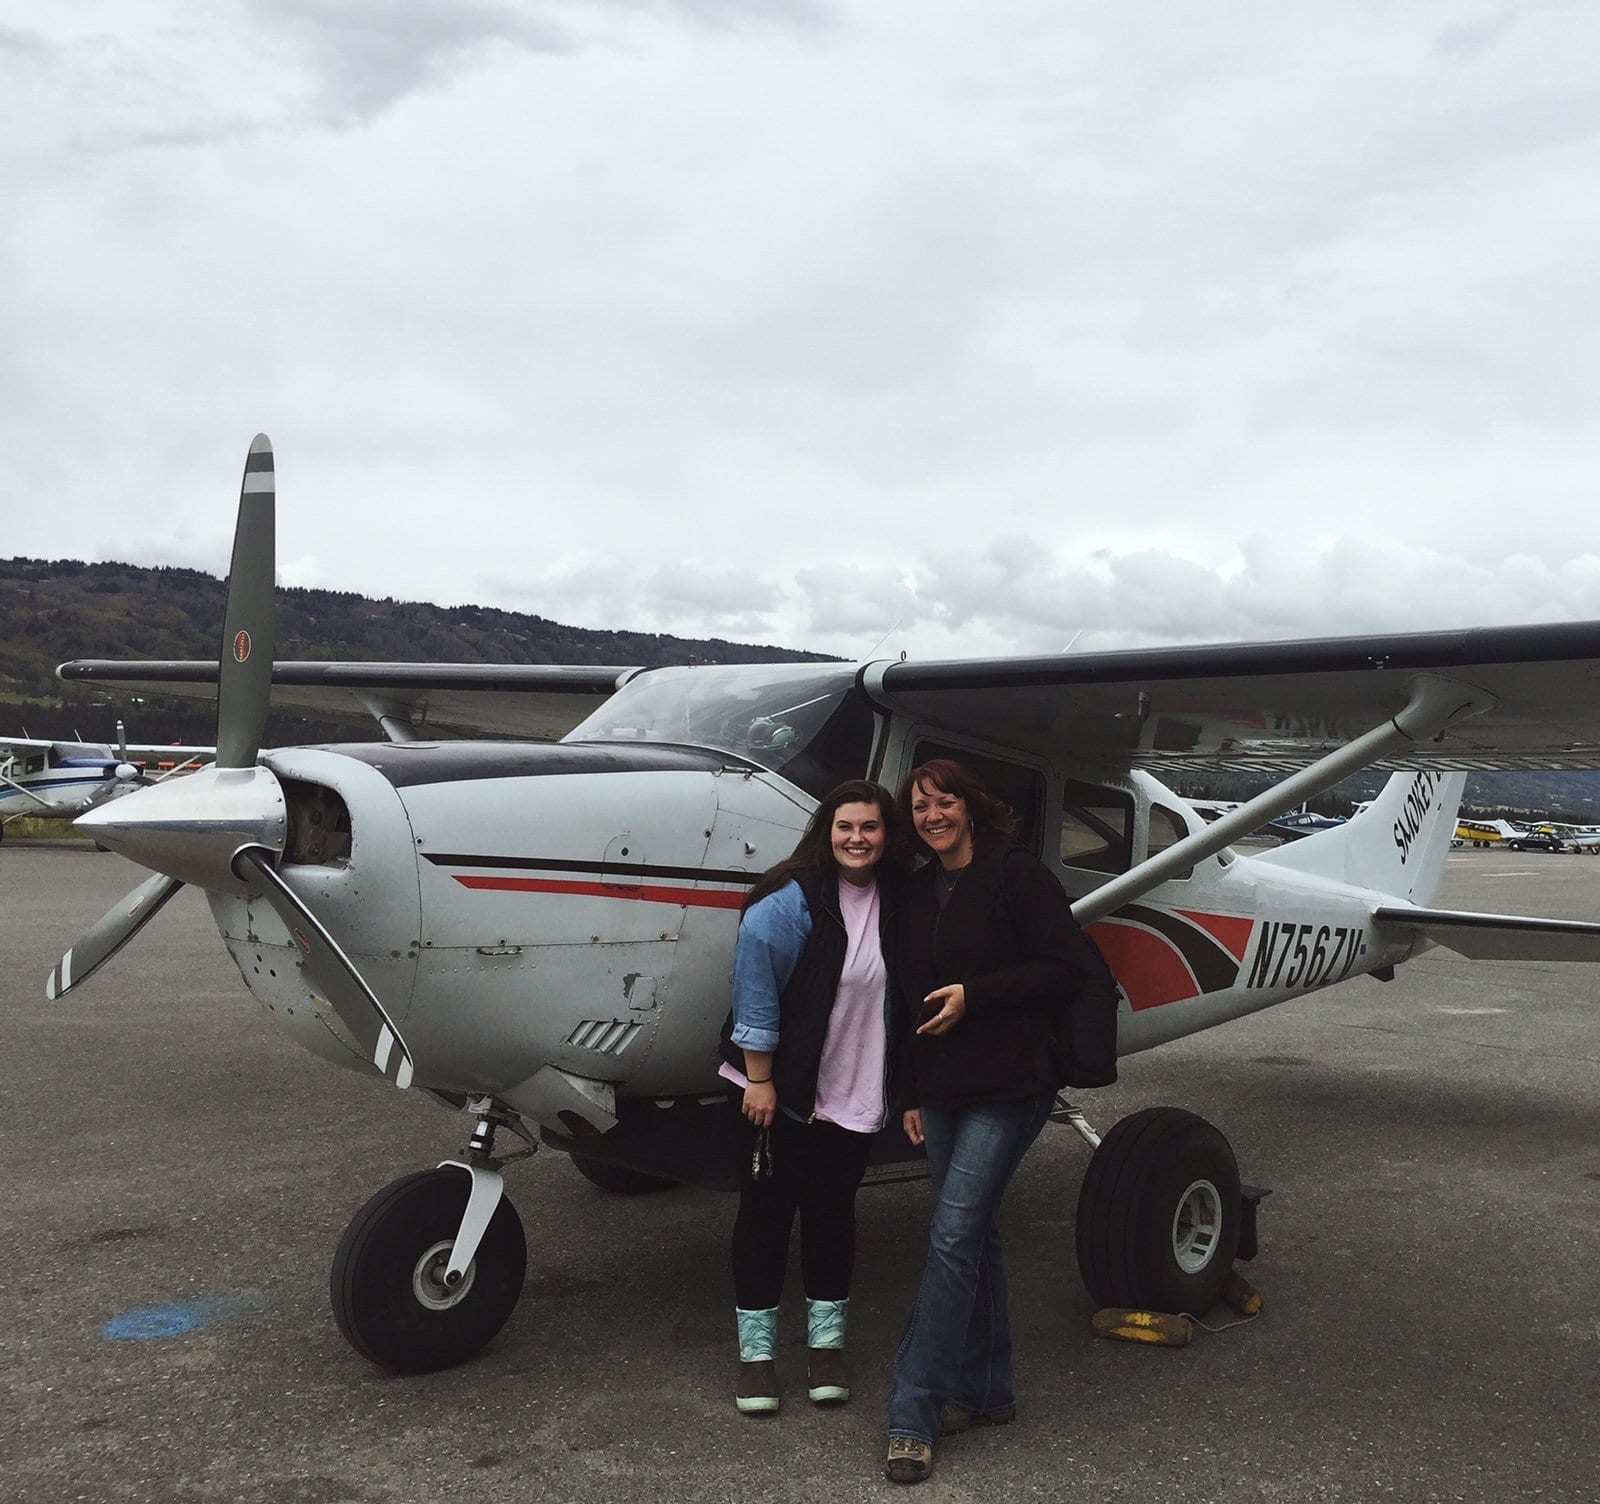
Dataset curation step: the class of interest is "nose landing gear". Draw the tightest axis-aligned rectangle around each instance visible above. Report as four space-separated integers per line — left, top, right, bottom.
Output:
330 1103 535 1372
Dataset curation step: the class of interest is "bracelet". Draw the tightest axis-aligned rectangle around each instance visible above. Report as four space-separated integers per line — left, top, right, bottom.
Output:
746 1075 773 1084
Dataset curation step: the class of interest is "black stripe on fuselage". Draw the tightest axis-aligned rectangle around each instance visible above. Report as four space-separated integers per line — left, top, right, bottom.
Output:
423 853 762 886
1119 902 1241 994
317 741 740 788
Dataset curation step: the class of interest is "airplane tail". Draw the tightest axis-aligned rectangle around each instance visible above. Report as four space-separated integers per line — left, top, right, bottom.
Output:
1253 770 1467 905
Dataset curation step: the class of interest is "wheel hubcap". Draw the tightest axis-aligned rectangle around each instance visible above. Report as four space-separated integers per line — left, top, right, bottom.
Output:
412 1239 475 1311
1171 1178 1223 1273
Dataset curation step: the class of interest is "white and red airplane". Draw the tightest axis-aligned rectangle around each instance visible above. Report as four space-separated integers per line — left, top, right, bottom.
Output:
47 436 1600 1373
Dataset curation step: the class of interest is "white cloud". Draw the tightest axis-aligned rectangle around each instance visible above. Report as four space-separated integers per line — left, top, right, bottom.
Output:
6 1 1600 667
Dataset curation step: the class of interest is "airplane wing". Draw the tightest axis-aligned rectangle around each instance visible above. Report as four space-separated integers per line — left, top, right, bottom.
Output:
56 660 639 741
1372 905 1600 962
0 736 55 757
118 743 216 759
868 620 1600 772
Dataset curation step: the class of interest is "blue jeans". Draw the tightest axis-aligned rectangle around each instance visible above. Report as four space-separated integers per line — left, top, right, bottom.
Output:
887 1091 1055 1443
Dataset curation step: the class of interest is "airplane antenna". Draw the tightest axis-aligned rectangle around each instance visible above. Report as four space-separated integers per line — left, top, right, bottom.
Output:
1062 631 1084 652
867 619 905 657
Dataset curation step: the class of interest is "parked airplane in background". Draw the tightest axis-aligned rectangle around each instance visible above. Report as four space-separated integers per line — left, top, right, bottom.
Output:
1187 798 1349 842
1540 822 1600 852
0 726 211 841
1261 806 1348 842
43 435 1600 1377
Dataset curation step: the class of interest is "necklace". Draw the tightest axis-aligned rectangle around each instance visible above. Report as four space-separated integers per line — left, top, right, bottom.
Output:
938 865 965 893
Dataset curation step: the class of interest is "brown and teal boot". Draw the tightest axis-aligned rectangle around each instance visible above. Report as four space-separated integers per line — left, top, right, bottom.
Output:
805 1297 849 1405
735 1307 779 1415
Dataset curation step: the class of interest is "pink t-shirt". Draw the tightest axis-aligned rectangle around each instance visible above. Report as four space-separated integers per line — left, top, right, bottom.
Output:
812 875 889 1133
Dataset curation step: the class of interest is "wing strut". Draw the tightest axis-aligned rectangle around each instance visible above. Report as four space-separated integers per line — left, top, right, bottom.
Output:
1072 672 1495 927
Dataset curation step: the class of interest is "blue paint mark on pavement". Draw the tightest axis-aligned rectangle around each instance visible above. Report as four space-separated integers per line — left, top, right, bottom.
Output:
100 1294 246 1341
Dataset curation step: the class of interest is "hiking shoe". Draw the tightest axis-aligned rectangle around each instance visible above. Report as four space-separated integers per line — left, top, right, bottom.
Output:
885 1437 934 1484
940 1403 1016 1436
807 1345 849 1405
735 1359 779 1415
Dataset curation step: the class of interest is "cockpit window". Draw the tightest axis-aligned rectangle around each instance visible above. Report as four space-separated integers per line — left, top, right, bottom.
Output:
53 742 113 764
565 663 875 800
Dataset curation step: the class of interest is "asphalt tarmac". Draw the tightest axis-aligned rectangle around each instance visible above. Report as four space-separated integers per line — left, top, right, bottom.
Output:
1 843 1596 1504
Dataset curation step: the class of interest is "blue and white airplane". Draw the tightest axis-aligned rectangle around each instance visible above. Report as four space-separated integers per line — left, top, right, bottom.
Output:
0 727 211 840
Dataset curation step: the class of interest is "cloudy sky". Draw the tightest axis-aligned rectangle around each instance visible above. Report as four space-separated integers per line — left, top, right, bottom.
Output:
5 1 1599 662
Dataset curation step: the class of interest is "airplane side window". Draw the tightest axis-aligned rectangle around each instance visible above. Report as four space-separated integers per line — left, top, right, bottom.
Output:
1147 804 1193 881
908 741 1045 857
1060 780 1132 874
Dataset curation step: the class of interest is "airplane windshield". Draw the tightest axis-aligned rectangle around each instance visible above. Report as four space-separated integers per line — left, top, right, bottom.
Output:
566 662 876 800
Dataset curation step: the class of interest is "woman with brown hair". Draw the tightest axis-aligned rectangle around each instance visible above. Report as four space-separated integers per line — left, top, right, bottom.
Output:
717 778 905 1416
883 758 1117 1484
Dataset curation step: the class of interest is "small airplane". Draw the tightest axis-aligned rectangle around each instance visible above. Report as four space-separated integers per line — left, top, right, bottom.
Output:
1260 805 1348 842
1539 821 1600 852
46 436 1600 1375
1186 797 1347 842
0 726 212 841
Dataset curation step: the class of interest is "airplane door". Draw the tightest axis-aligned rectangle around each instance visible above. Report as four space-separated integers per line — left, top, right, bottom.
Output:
887 732 1049 857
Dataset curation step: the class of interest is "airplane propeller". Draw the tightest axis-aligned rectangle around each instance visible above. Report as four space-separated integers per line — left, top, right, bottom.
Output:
48 436 416 1089
45 871 183 999
216 435 276 771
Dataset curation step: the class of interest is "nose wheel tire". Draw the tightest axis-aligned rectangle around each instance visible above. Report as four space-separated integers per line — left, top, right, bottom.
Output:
331 1166 526 1373
1075 1107 1241 1314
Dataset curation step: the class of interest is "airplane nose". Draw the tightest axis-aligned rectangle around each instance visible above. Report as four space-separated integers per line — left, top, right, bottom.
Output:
78 764 287 890
114 761 140 782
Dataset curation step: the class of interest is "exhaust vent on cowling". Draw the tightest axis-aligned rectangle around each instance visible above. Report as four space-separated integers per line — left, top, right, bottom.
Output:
565 1020 642 1055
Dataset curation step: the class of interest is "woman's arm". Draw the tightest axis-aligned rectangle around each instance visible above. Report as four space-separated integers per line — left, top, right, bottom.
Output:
740 1049 777 1127
729 883 811 1051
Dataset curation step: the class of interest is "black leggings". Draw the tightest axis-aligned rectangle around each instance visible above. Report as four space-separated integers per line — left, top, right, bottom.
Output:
731 1111 875 1310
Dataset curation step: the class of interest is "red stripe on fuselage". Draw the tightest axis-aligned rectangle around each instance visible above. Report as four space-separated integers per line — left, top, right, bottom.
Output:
451 874 746 910
1174 909 1255 962
1087 920 1200 1011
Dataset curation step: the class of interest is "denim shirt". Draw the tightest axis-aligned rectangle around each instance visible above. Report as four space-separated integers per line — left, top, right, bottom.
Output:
729 880 812 1054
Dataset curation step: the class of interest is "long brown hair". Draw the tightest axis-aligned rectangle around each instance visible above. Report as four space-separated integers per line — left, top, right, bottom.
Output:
898 758 1019 855
741 779 901 914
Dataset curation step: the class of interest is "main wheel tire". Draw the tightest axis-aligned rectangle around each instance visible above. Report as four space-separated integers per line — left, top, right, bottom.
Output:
569 1155 677 1195
330 1167 526 1373
1075 1107 1241 1315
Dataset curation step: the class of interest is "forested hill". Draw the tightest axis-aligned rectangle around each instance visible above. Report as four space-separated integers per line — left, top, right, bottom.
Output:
0 556 829 745
7 555 1600 816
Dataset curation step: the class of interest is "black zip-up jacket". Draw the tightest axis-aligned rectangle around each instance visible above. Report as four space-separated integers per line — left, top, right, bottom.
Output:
892 837 1118 1110
719 868 901 1121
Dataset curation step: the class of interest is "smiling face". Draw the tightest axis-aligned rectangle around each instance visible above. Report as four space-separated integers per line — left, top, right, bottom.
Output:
909 780 975 869
830 800 888 883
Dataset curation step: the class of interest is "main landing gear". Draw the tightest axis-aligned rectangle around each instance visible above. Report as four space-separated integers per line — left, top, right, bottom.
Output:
330 1101 535 1373
1060 1101 1261 1316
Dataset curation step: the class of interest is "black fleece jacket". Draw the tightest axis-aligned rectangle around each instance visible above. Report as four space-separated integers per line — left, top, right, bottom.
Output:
892 837 1114 1110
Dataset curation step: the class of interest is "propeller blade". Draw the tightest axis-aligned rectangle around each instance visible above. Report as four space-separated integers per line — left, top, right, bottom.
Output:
46 872 184 999
216 434 276 770
232 846 415 1090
